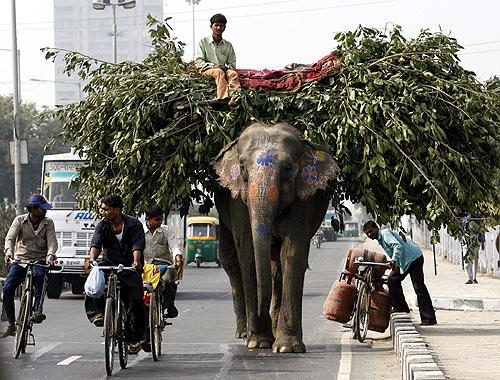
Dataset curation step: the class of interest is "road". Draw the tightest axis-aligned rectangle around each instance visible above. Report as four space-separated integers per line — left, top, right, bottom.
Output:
0 239 399 379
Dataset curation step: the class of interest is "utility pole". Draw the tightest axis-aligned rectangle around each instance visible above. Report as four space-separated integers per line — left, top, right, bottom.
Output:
11 0 22 215
186 0 201 59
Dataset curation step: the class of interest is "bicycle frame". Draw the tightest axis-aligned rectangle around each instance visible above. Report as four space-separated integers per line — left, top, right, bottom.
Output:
12 259 54 359
349 260 391 343
93 264 135 376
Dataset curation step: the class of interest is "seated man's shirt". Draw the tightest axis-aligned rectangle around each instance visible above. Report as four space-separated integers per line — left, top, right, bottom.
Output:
195 36 236 71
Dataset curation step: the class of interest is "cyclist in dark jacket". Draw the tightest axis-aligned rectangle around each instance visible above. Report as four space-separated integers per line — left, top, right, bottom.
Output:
84 195 146 354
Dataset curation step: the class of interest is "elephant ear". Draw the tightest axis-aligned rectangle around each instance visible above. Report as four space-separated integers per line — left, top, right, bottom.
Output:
296 142 339 200
213 139 245 199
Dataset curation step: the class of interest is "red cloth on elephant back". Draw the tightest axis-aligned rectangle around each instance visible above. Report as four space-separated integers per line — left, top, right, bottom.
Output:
235 53 339 92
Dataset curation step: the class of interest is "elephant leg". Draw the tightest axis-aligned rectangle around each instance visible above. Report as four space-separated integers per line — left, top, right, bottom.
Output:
219 221 247 339
236 235 274 349
272 238 308 353
271 238 282 337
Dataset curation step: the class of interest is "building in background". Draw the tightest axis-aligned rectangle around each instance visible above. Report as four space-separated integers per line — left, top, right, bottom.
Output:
53 0 163 105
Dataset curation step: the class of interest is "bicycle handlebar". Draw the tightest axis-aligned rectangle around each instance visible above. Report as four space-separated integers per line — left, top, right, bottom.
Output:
91 263 136 272
13 258 62 271
352 259 392 269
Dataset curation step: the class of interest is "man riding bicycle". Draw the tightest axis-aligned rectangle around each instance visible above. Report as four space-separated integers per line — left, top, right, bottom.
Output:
143 204 183 320
1 195 58 338
84 195 146 354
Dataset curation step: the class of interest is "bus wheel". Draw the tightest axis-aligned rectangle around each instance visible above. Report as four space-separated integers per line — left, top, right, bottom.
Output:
47 275 63 299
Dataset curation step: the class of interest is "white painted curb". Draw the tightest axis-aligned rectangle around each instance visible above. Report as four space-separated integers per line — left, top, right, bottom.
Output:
390 312 445 380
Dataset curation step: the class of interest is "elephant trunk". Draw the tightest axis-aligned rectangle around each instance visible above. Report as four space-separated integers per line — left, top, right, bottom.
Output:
248 181 279 319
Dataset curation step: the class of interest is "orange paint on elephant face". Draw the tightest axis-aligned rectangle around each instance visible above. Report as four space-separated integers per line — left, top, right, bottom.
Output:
249 184 258 198
267 186 278 201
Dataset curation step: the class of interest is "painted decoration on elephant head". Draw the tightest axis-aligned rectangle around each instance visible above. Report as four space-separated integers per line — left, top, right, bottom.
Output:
256 150 275 169
302 165 318 185
297 146 339 200
256 223 269 237
230 163 240 180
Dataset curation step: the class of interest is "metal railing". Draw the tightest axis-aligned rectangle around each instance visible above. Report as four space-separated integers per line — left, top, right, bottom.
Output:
412 222 500 278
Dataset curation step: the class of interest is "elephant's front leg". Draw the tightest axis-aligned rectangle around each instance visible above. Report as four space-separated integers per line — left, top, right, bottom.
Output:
272 239 308 353
218 222 247 339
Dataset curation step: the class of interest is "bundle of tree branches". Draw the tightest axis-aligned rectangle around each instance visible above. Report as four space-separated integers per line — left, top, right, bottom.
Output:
45 16 500 237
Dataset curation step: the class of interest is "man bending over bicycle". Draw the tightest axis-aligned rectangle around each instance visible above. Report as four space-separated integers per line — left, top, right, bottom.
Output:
85 195 146 353
1 195 58 338
144 205 184 319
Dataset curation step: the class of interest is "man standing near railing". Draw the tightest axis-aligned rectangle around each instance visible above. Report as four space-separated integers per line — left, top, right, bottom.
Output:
363 220 437 326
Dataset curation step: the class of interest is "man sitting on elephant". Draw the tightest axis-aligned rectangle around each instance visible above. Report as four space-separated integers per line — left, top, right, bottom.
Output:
195 13 240 108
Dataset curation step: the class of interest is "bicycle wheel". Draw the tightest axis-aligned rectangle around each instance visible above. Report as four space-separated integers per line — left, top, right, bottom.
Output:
117 298 128 369
104 297 115 376
355 282 371 343
150 291 161 361
13 289 31 359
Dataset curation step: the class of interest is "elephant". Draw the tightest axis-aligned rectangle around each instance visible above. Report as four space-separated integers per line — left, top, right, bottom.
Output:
213 122 339 353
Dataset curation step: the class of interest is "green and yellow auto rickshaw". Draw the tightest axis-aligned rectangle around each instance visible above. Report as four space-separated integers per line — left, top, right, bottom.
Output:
186 216 220 268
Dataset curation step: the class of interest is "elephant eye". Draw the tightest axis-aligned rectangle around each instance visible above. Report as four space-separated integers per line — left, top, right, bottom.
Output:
239 162 248 181
282 164 296 180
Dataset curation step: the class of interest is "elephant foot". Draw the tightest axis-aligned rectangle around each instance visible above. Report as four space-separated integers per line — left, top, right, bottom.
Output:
234 317 247 339
272 335 306 353
246 333 274 349
235 326 247 339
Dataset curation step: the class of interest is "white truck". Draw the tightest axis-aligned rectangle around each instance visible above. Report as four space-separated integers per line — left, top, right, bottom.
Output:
41 152 94 298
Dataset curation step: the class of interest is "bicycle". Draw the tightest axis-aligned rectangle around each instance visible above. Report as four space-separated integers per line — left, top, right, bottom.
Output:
12 258 61 359
143 262 177 361
93 264 136 376
349 258 391 343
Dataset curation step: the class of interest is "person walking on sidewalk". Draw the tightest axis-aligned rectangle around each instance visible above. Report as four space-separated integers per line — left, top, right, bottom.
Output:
363 220 437 326
195 13 240 108
460 216 486 284
1 195 58 338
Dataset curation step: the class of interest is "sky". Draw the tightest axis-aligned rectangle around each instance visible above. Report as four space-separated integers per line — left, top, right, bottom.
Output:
0 0 499 109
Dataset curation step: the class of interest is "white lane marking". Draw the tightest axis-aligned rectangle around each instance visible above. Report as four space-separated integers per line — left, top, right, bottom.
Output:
337 332 352 380
57 355 81 365
34 342 60 361
215 343 232 378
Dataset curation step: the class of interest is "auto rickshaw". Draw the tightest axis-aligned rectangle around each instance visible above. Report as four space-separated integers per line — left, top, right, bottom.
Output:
186 216 220 268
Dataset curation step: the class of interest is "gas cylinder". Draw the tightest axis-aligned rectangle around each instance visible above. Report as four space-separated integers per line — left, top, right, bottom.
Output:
368 288 391 332
344 248 388 279
323 272 357 323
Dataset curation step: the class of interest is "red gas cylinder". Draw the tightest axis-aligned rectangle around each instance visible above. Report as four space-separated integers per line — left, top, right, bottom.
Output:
368 288 391 332
323 272 357 323
344 248 388 279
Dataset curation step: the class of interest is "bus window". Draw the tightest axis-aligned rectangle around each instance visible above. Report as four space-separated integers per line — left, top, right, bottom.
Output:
42 160 82 209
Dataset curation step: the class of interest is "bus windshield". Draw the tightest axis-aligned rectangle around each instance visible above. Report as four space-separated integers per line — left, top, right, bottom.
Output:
42 160 83 209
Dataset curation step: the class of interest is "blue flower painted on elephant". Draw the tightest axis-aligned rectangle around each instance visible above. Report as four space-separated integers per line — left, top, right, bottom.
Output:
256 223 268 237
256 150 274 168
230 163 240 180
302 165 318 185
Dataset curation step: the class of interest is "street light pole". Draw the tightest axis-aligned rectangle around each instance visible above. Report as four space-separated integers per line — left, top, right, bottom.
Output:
186 0 201 60
11 0 22 215
112 3 117 63
92 1 136 64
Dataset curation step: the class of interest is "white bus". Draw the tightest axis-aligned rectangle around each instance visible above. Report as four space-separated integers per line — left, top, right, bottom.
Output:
42 152 95 298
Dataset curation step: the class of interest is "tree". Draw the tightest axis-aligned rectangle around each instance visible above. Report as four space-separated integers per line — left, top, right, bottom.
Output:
44 18 500 238
0 96 68 203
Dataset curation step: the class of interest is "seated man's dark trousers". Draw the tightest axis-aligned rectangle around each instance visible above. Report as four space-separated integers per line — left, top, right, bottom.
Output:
387 255 436 323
